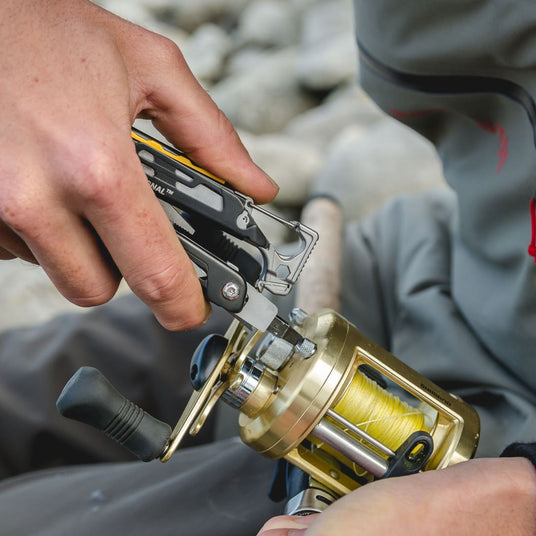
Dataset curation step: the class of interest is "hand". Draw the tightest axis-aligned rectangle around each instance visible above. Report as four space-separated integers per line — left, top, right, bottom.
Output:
0 0 278 330
258 458 536 536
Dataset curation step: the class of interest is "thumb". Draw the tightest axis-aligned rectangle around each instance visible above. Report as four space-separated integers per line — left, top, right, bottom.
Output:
133 36 278 203
256 515 318 536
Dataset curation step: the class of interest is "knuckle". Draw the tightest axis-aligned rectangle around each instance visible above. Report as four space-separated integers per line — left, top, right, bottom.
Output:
67 143 121 208
130 262 183 305
66 281 118 308
154 35 187 69
128 262 205 330
0 186 37 236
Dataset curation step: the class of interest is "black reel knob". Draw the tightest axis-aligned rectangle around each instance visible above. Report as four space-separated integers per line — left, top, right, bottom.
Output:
56 367 171 462
190 333 229 390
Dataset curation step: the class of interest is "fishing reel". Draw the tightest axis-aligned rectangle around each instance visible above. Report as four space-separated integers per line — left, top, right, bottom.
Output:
57 309 480 507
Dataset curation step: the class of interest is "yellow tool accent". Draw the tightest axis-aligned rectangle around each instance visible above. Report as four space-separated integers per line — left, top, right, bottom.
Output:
131 130 225 184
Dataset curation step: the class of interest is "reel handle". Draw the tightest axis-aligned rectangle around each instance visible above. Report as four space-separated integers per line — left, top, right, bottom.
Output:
56 367 171 462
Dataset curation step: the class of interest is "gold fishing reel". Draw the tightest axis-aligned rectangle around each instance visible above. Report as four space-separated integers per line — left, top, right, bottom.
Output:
164 308 480 498
56 308 480 503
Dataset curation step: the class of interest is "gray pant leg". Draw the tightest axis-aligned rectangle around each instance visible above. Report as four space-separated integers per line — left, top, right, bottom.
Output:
0 294 233 477
0 438 282 536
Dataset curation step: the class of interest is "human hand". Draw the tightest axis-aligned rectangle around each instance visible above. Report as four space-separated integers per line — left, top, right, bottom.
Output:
257 457 536 536
0 0 278 330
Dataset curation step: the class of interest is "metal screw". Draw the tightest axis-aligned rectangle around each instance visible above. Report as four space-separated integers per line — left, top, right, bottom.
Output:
296 338 317 359
222 282 241 301
289 308 308 327
329 470 340 480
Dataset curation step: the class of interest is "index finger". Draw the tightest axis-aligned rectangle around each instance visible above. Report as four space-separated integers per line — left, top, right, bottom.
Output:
80 140 210 331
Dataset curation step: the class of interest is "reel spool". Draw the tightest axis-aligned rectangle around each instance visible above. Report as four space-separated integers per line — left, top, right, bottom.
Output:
57 309 480 502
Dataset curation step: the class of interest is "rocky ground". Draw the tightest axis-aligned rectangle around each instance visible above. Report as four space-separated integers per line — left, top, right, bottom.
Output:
0 0 445 331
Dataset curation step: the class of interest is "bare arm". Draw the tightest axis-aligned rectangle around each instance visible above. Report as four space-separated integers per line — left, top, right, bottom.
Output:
0 0 278 330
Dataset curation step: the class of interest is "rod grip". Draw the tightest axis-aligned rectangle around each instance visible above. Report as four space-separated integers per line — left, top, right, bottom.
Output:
56 367 171 462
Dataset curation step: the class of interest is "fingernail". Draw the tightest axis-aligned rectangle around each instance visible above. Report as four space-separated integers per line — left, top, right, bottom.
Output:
288 530 307 536
257 165 279 191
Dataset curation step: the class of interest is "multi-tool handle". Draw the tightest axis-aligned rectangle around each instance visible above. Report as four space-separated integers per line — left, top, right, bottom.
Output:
131 128 318 300
132 128 268 248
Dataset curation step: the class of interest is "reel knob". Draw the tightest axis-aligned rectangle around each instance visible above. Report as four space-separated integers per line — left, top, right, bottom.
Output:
190 333 229 390
56 367 171 462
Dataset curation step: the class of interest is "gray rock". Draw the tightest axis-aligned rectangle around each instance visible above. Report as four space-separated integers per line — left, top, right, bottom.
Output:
288 0 325 16
100 0 155 26
235 0 299 48
314 120 446 221
225 47 275 76
284 84 384 148
296 0 358 91
156 0 252 32
99 0 189 47
239 131 322 206
182 24 232 83
211 48 318 134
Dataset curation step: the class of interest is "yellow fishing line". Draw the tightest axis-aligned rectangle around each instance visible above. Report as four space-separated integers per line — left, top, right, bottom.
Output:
333 370 430 452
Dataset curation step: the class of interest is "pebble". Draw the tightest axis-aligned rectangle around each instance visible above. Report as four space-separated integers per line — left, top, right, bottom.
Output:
235 0 299 48
313 120 446 221
211 48 318 134
239 131 323 206
296 0 358 91
284 84 383 148
181 24 232 83
155 0 251 32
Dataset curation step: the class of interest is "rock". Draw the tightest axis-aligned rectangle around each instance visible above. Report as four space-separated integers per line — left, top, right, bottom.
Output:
225 47 275 76
211 48 318 134
235 0 299 48
99 0 189 47
239 131 322 206
288 0 325 16
284 83 384 148
182 24 232 83
313 120 446 221
296 0 358 91
0 261 131 332
99 0 155 26
153 0 252 32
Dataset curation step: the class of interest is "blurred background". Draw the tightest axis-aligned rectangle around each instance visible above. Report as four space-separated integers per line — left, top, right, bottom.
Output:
0 0 445 331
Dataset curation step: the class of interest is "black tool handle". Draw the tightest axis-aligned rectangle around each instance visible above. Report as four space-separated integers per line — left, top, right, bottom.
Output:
56 367 171 462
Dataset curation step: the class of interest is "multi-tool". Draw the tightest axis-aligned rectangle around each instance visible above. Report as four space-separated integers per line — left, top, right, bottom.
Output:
57 129 480 514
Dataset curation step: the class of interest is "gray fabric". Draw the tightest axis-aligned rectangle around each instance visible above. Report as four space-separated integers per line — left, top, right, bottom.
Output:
342 190 536 457
354 0 536 393
0 438 281 536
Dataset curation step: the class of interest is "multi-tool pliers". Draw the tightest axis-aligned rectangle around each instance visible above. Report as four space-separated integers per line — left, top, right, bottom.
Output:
131 128 318 355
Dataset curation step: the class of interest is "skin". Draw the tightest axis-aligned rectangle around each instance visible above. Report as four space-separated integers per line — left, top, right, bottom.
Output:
0 0 278 330
257 458 536 536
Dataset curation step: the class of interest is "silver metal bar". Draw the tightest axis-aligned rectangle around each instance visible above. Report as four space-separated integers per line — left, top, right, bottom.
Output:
326 409 395 458
313 418 389 478
285 489 335 516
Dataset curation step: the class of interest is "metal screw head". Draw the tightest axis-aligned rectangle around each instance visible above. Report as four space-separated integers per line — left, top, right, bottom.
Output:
296 338 317 359
222 282 241 301
289 308 308 327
